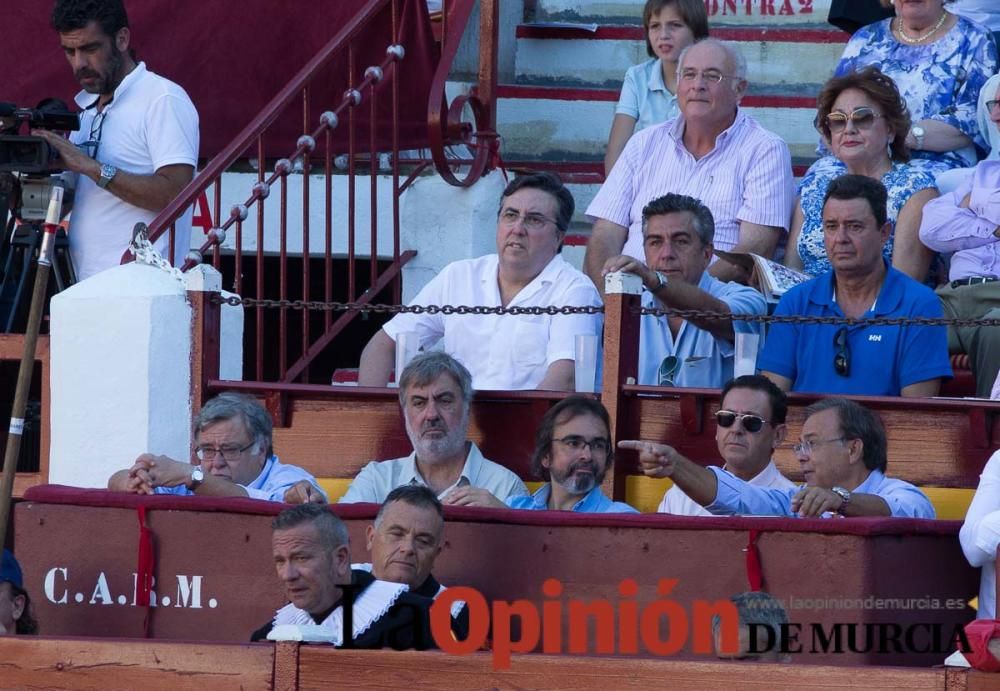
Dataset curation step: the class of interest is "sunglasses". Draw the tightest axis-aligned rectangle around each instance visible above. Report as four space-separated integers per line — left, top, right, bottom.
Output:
833 327 850 377
986 100 1000 113
658 355 679 387
824 107 884 134
715 410 769 433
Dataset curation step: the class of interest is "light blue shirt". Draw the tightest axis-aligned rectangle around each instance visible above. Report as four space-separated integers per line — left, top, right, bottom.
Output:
154 455 326 503
704 467 934 519
507 484 639 514
638 271 766 387
616 58 679 134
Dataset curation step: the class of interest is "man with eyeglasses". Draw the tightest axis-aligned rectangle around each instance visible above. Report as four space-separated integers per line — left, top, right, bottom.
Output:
601 194 766 388
584 37 794 289
623 397 933 518
358 172 601 391
107 392 326 503
918 79 1000 399
759 174 951 398
33 0 199 281
503 396 638 512
657 375 795 515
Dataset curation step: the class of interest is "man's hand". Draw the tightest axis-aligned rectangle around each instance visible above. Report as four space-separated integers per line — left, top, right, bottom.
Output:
790 487 843 518
601 254 655 290
135 454 197 489
283 481 326 505
617 440 681 478
441 486 507 508
32 129 99 179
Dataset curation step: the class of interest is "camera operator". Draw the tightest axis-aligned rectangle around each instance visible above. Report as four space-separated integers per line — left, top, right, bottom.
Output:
32 0 199 281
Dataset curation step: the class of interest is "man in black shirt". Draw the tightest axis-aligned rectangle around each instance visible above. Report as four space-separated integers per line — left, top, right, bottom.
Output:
358 485 469 637
251 504 435 648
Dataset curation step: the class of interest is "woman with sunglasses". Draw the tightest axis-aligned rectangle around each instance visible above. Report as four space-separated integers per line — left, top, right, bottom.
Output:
603 0 708 175
813 0 997 180
785 67 938 282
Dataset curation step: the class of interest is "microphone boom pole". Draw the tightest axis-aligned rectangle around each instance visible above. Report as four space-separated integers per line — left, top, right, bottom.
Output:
0 185 64 548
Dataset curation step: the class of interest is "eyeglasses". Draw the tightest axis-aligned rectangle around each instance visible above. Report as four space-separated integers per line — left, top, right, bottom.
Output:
715 410 769 433
987 100 1000 113
499 208 559 232
195 440 256 461
79 109 109 160
793 437 846 456
833 327 850 377
658 355 679 386
679 68 740 84
553 435 611 456
824 107 884 134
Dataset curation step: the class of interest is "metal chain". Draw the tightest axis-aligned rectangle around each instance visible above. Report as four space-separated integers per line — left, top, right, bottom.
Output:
208 294 1000 328
129 224 186 284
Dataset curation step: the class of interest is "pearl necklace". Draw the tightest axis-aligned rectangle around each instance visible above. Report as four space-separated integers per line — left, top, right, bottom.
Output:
895 12 948 44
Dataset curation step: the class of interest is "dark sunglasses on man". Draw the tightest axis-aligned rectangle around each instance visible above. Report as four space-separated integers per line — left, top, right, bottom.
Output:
715 410 770 434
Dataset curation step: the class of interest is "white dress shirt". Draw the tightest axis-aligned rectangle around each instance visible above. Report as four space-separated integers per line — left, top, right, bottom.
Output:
382 254 602 390
960 449 1000 618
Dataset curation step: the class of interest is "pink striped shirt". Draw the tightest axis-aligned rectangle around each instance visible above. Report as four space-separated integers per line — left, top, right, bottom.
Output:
586 110 795 259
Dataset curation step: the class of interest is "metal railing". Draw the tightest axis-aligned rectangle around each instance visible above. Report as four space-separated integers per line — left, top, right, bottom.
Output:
136 0 498 383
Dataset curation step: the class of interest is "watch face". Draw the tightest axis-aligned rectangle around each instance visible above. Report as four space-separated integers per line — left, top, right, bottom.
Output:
912 126 925 136
101 164 115 178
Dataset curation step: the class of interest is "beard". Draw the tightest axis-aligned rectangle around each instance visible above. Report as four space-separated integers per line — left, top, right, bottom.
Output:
551 459 605 496
76 44 124 95
406 410 468 462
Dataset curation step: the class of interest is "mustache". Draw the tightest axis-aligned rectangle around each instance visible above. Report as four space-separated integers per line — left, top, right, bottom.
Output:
569 460 599 475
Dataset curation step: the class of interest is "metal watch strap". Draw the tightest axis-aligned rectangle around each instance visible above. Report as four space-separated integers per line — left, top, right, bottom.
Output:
831 486 851 514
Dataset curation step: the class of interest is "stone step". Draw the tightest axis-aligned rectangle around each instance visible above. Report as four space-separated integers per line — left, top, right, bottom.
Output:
503 161 809 240
496 84 819 162
534 0 835 27
514 24 845 93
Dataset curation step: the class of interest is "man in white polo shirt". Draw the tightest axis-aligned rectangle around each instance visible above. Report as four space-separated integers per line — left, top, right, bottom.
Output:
35 0 199 280
342 352 527 504
584 38 794 288
358 172 602 391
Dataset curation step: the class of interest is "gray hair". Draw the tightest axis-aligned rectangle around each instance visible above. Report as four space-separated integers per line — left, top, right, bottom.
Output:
196 392 274 457
272 504 350 550
678 38 748 85
641 193 715 246
397 351 474 412
804 398 887 474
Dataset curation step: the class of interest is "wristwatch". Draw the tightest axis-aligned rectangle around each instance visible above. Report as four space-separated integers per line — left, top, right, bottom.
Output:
651 271 668 292
97 163 117 189
909 125 925 150
188 466 205 490
830 486 851 514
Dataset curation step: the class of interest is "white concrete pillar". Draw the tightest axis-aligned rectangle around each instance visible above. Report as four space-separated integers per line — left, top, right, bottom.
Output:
399 170 506 301
48 263 194 487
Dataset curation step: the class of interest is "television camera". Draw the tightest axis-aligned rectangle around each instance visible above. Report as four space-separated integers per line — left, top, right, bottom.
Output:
0 101 80 333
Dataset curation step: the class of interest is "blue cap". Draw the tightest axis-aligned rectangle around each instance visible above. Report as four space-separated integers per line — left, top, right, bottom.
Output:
1 549 23 588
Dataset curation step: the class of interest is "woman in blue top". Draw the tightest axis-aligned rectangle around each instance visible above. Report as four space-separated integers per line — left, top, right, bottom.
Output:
811 0 997 181
787 67 938 281
603 0 708 175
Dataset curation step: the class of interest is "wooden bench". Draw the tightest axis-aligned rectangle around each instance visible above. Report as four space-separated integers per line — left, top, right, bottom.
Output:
209 380 999 518
4 639 999 690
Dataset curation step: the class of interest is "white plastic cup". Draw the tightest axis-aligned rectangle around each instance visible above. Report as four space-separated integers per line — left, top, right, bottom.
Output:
574 334 599 393
394 332 420 385
733 332 760 378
